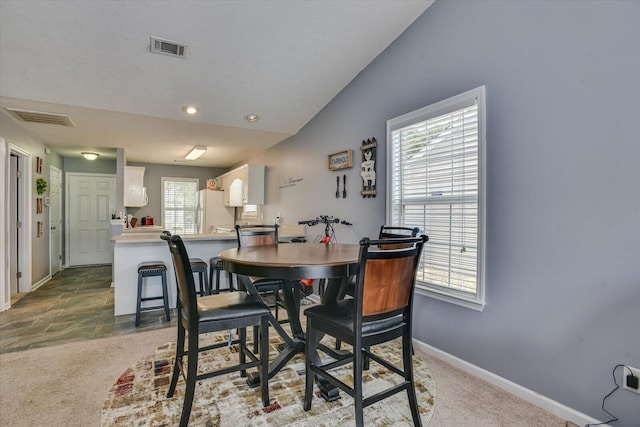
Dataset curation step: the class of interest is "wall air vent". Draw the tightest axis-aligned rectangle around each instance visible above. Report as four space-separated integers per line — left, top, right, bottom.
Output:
5 108 75 127
150 36 187 58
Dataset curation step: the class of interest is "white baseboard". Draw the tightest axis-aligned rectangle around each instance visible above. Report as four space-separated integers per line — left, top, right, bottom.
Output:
412 339 603 427
31 274 51 291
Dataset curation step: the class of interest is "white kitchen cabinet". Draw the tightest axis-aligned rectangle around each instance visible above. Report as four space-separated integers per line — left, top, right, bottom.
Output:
123 166 148 207
218 164 265 206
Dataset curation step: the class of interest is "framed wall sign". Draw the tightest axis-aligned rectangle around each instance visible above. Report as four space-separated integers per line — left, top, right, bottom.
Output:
328 149 353 171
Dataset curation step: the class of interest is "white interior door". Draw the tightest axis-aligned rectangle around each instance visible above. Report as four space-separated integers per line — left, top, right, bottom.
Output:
49 166 62 275
67 173 115 266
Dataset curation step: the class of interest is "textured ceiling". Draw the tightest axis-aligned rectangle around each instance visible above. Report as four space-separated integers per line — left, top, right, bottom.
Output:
0 0 433 167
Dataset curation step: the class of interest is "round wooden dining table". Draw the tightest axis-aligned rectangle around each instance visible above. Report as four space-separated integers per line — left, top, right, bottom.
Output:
219 242 360 390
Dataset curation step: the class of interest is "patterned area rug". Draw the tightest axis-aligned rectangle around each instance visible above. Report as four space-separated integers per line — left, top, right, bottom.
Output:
101 332 435 426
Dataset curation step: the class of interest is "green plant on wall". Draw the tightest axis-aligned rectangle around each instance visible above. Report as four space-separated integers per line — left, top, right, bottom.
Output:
36 178 48 195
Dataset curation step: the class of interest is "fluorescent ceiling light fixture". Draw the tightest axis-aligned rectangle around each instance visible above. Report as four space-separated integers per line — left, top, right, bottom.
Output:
82 152 99 161
182 105 198 115
245 114 259 122
184 145 207 160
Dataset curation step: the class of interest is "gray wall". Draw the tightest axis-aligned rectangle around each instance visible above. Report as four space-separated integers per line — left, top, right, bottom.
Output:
0 112 63 284
63 157 116 174
245 1 640 424
126 162 226 223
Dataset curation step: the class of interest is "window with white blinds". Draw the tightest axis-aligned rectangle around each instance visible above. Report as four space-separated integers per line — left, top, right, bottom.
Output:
386 86 486 310
161 177 199 235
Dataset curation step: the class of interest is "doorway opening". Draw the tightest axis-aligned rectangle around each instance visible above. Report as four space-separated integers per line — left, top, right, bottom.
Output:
1 141 32 312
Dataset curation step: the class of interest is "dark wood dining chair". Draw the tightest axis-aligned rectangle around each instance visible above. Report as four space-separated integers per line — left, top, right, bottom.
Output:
161 231 271 427
336 225 421 299
234 224 289 351
333 225 421 352
303 234 428 427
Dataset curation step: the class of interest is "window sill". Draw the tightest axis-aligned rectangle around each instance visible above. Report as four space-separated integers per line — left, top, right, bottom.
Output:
416 285 485 312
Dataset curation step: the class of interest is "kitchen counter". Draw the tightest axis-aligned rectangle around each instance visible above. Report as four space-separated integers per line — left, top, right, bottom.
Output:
113 231 237 243
112 224 304 244
111 224 305 315
121 225 165 234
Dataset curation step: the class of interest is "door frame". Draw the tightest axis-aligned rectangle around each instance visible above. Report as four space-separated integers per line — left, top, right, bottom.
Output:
65 172 116 266
0 140 33 312
49 165 63 276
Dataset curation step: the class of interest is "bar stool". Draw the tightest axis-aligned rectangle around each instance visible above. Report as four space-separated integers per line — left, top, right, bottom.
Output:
136 261 170 327
189 258 209 296
209 256 235 294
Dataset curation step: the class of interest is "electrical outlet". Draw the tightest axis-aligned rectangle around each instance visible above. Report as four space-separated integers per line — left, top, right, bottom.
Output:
622 365 640 394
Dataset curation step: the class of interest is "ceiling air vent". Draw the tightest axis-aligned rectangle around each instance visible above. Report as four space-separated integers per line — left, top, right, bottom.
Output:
150 36 187 58
5 108 75 127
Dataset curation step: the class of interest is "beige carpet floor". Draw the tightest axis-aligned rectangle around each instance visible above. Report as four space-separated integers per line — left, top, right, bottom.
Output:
0 328 567 426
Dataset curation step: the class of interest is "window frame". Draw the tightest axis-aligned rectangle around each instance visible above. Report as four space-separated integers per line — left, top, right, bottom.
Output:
386 86 486 311
161 177 200 235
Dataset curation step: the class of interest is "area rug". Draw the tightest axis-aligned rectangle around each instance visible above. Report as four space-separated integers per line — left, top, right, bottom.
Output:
101 332 436 426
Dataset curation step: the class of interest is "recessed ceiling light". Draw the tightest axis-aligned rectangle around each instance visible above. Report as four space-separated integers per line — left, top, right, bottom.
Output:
245 114 259 123
82 152 99 161
182 105 198 115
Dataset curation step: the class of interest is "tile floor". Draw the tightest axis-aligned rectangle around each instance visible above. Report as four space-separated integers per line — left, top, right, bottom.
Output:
0 266 176 354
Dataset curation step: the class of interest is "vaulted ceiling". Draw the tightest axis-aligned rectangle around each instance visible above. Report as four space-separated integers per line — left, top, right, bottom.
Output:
0 0 433 167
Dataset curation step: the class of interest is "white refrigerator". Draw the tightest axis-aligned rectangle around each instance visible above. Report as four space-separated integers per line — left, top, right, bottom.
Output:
195 190 235 234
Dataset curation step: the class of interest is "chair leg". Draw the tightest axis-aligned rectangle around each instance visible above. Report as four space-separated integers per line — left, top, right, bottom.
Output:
203 270 209 295
199 271 206 296
253 325 260 354
363 345 370 371
209 264 215 294
403 331 422 426
303 322 317 411
135 274 143 327
239 327 247 377
353 339 364 427
260 316 269 407
179 332 199 427
161 271 170 322
167 321 185 398
214 268 221 294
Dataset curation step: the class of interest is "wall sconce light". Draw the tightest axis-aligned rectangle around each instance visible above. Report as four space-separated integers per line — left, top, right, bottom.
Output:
82 152 99 161
184 145 207 160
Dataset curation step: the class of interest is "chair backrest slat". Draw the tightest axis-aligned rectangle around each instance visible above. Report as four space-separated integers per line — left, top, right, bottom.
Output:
356 235 427 317
378 226 420 250
362 255 417 316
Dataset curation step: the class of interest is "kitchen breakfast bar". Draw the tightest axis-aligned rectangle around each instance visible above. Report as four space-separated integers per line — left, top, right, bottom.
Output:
111 225 305 316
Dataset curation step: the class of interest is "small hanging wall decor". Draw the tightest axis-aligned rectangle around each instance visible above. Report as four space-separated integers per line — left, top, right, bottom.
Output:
328 149 353 171
360 138 377 198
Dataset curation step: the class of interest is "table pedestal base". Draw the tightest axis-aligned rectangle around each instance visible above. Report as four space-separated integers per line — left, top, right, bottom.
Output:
245 339 305 388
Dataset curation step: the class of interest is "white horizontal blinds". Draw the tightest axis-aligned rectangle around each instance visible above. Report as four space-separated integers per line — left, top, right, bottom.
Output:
391 99 479 295
163 178 198 234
